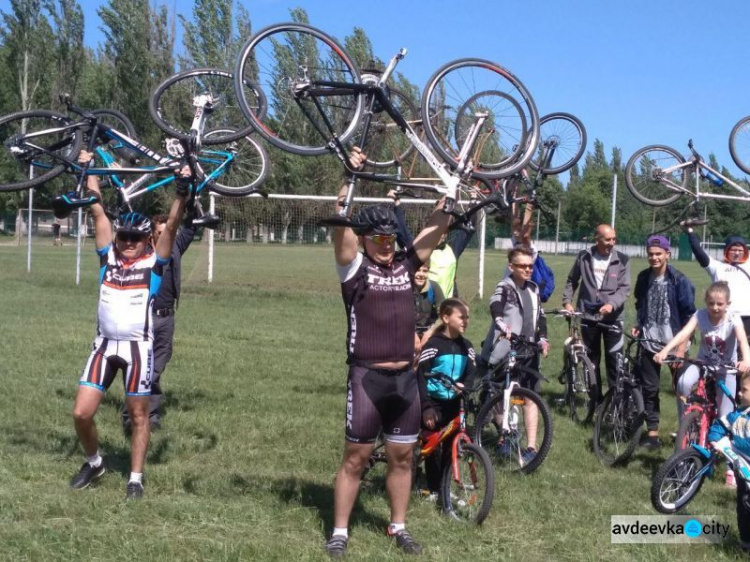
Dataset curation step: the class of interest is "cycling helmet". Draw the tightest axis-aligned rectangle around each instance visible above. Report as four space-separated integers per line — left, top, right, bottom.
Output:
114 212 152 236
724 235 749 264
352 204 398 236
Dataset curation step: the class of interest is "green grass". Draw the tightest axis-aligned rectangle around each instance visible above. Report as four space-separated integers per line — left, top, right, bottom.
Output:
0 240 744 561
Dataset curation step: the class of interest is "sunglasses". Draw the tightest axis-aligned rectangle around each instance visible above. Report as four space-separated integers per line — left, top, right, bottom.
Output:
366 234 397 246
511 262 533 270
117 232 148 244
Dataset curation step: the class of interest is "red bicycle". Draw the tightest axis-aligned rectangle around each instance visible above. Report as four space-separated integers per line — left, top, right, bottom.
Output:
362 374 494 524
666 357 737 451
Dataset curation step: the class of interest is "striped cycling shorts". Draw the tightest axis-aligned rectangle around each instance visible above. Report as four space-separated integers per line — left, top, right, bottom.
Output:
79 337 153 397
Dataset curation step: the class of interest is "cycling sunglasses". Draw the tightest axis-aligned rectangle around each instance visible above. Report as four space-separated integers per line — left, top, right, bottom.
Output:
117 232 148 244
366 234 397 246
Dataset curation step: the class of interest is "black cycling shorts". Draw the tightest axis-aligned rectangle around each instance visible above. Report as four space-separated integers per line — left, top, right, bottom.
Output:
345 365 420 444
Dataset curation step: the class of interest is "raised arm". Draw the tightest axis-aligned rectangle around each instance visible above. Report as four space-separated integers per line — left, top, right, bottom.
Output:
155 168 188 260
333 149 365 266
78 150 112 250
411 199 453 264
685 228 710 268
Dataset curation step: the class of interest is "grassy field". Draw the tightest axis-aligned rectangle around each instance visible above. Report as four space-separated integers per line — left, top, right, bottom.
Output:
0 239 744 561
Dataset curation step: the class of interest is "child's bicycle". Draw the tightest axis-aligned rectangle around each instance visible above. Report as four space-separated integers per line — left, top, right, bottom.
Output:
663 356 737 452
472 333 553 474
362 373 494 525
651 379 746 513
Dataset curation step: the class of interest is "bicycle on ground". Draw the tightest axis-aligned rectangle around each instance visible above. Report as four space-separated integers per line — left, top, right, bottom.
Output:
233 22 540 218
593 333 664 466
546 309 599 423
472 333 553 474
650 378 745 513
362 373 494 524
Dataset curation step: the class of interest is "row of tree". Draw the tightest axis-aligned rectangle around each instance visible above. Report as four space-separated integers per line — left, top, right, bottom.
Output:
1 0 749 243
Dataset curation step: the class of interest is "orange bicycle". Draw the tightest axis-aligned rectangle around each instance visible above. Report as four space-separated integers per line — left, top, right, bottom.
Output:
362 373 494 524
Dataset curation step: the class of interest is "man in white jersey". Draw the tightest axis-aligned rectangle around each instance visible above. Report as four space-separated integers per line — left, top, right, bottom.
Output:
562 224 630 397
69 150 188 500
683 223 750 338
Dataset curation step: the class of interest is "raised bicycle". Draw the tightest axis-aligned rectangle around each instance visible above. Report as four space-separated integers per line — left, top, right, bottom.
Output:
362 373 494 524
0 69 269 208
233 22 540 216
729 114 750 175
472 334 553 474
625 139 750 208
650 379 745 514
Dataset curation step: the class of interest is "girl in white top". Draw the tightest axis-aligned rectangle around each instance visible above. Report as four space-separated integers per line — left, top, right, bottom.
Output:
654 281 750 421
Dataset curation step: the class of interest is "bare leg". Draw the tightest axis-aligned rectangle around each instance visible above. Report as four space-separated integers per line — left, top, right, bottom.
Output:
384 441 414 524
523 400 539 451
73 386 105 456
332 441 376 528
125 395 150 473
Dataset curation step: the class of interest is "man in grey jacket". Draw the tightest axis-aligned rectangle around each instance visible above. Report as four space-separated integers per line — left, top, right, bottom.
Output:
562 224 630 397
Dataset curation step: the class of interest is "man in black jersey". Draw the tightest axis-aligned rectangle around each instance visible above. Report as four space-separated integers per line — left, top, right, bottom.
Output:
324 148 452 558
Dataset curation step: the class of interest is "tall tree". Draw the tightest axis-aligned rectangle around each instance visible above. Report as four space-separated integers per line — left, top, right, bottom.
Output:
44 0 84 109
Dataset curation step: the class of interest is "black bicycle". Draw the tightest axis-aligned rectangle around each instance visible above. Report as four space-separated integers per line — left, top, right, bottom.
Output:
592 333 662 466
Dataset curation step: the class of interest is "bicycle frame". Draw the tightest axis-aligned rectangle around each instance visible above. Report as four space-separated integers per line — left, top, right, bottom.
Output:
654 140 750 204
291 49 490 215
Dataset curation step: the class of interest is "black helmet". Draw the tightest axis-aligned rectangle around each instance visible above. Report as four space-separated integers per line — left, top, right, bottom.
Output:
114 212 152 235
352 204 398 236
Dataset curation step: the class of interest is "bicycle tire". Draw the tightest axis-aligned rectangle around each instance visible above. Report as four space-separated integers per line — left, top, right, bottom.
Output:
565 354 595 424
650 448 709 514
0 109 82 192
440 441 494 525
675 410 704 452
473 386 552 474
578 354 599 423
528 112 587 175
150 68 261 145
421 58 539 180
359 84 419 168
199 128 269 196
89 109 140 170
593 386 645 466
453 90 528 169
624 145 687 206
729 115 750 175
234 22 364 156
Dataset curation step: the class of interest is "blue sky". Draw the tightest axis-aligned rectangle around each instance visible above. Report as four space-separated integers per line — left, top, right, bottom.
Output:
5 0 750 180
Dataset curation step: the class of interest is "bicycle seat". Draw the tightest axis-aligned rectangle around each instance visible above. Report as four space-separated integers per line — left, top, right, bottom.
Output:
52 191 101 219
191 213 220 229
680 218 709 227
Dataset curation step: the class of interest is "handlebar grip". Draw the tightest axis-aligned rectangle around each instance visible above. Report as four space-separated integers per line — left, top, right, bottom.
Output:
443 197 455 214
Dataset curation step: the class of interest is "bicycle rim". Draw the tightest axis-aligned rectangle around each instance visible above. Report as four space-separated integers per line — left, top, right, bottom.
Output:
421 58 539 179
594 389 643 465
200 128 269 196
440 442 494 524
625 145 687 206
652 449 707 513
528 112 587 175
234 23 364 156
150 68 259 145
729 115 750 175
0 110 81 192
359 84 420 168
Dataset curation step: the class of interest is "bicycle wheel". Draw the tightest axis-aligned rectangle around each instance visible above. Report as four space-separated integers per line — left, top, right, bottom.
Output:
651 448 709 514
453 90 527 168
577 354 599 423
675 410 704 452
234 23 364 156
625 145 688 206
528 112 587 175
565 354 595 424
729 115 750 175
199 128 269 196
440 441 494 525
593 387 645 466
473 386 552 474
359 84 419 168
421 58 539 179
89 109 140 170
150 68 260 145
0 110 82 192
